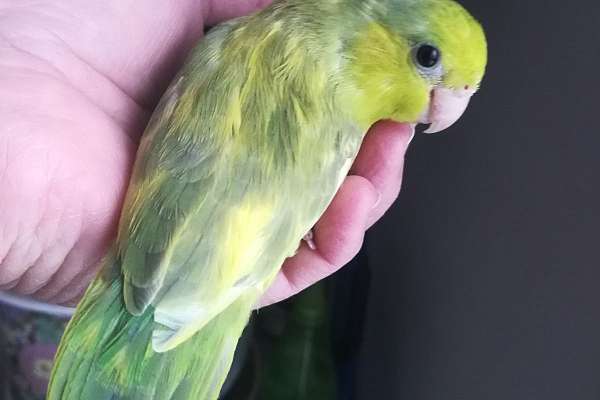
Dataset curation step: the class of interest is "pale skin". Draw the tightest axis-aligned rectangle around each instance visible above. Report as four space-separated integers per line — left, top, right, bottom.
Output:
0 0 413 307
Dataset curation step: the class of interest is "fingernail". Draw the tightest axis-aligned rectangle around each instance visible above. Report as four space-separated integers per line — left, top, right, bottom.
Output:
407 124 416 145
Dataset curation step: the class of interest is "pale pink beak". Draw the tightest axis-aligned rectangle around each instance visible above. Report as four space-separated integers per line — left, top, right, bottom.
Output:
421 87 477 134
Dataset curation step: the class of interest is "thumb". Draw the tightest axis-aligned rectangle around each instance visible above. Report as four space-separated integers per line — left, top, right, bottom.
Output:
204 0 272 26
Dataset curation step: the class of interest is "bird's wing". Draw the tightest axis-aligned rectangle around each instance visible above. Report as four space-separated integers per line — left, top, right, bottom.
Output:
117 70 286 350
116 22 361 352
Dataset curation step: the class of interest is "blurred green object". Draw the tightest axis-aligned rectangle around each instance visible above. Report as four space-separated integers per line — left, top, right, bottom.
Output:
259 282 336 400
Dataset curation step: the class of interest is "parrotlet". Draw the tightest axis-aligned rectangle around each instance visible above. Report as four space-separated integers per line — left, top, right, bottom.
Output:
48 0 487 399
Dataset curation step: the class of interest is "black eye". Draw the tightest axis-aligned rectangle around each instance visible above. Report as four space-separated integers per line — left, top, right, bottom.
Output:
416 44 441 69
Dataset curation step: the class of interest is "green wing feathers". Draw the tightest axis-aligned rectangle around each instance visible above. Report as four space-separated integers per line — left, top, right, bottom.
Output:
116 15 359 352
48 250 255 400
49 8 364 400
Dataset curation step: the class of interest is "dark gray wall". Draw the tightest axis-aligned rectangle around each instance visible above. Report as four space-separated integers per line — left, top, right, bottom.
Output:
358 1 600 399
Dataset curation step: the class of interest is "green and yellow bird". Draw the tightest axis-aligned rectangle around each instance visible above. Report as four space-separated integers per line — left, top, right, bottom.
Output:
48 0 487 399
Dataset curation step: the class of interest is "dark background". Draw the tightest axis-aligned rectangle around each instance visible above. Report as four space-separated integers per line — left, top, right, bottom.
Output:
356 1 600 399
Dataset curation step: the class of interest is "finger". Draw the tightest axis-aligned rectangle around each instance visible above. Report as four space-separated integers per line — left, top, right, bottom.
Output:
259 175 377 307
50 264 100 306
258 243 329 308
313 175 378 266
204 0 273 26
34 242 106 304
350 121 413 228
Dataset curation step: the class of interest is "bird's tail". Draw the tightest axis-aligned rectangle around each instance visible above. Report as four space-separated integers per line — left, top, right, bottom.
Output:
47 251 252 400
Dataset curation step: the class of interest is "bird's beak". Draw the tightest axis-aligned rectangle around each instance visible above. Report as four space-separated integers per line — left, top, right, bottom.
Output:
420 87 477 134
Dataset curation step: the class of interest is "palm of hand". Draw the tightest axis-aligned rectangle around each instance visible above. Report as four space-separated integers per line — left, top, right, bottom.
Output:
0 0 411 307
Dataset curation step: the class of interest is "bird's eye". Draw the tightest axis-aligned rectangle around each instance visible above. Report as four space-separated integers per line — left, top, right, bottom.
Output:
415 44 441 69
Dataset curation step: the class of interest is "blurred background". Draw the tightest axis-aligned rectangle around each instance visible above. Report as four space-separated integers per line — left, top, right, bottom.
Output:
2 1 600 399
358 1 600 399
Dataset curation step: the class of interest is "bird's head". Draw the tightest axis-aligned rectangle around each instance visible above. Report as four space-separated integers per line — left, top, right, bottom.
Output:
341 0 488 133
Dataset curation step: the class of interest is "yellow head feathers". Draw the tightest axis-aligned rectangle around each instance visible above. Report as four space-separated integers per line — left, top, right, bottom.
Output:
342 0 488 128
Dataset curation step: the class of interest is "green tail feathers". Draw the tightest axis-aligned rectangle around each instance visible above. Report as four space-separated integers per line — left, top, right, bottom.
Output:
48 253 252 400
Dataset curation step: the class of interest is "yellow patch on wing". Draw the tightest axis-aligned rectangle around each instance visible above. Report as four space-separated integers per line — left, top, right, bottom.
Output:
220 199 274 284
152 197 277 352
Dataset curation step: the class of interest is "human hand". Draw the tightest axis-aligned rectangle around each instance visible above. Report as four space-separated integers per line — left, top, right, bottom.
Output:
0 0 412 306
